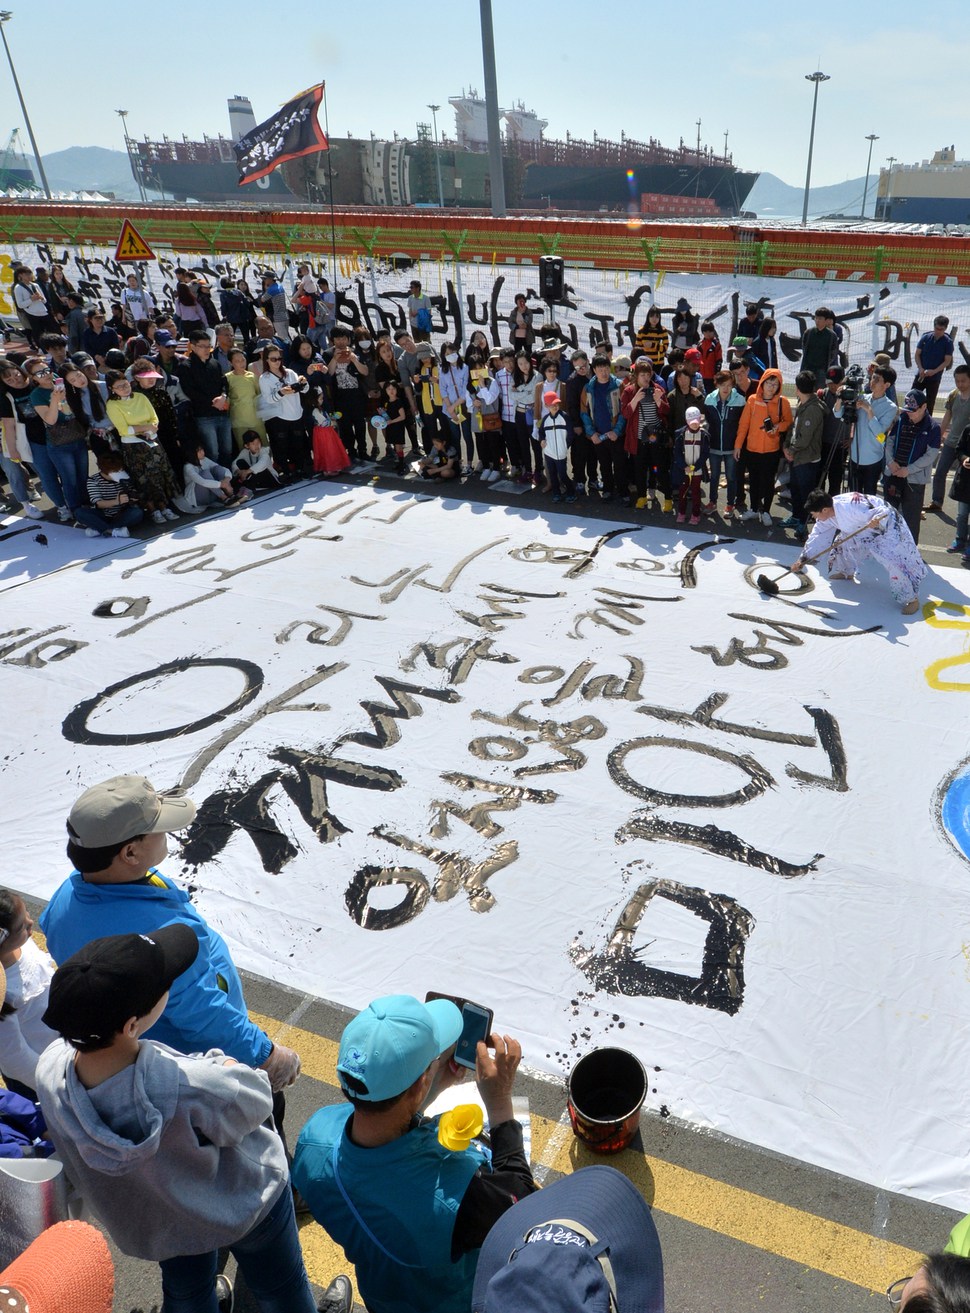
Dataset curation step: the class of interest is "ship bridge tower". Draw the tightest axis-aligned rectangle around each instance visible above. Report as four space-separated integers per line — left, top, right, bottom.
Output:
228 96 258 143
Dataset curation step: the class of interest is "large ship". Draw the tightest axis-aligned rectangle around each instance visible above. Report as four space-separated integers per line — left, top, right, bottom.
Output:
875 147 970 226
131 94 758 217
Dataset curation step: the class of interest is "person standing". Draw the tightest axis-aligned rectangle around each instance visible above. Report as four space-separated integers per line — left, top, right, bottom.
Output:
800 308 839 389
120 273 155 329
259 345 310 479
506 293 534 356
407 280 433 343
621 358 670 510
293 995 536 1313
914 314 954 414
176 330 233 464
633 305 669 368
839 365 898 494
671 406 710 525
781 370 826 535
581 354 627 501
734 368 792 526
883 389 940 544
40 776 302 1106
703 369 746 515
928 363 970 511
36 925 327 1313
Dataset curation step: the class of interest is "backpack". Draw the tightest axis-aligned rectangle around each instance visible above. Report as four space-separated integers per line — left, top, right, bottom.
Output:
416 306 432 333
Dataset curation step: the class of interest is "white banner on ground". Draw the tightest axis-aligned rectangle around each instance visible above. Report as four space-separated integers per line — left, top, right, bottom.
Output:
3 485 970 1209
2 242 967 388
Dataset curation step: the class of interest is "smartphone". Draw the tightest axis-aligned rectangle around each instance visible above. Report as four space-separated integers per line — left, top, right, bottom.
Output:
425 992 494 1070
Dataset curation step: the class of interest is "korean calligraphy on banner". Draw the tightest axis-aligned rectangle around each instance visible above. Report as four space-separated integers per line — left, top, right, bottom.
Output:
3 484 970 1209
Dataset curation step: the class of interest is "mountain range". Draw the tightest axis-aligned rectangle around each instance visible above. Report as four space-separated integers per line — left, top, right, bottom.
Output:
14 146 879 220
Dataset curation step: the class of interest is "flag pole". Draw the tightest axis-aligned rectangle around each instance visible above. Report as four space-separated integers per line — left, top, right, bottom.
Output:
321 82 339 292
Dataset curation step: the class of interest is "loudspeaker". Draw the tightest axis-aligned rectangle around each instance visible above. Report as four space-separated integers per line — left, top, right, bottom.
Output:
538 256 565 303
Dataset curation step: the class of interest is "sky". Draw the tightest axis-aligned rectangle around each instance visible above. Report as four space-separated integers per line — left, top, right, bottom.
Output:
0 0 966 189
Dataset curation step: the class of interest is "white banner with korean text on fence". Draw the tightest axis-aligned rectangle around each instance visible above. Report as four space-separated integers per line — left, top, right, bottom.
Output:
3 483 970 1207
2 241 969 386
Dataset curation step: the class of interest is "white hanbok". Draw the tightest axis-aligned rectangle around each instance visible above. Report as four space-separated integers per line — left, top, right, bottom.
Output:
802 492 927 604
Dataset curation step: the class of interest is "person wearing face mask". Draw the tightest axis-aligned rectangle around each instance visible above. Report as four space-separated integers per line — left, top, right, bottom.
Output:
73 449 145 538
438 343 474 475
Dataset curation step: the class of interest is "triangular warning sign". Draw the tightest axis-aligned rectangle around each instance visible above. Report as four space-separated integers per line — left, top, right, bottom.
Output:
114 219 156 263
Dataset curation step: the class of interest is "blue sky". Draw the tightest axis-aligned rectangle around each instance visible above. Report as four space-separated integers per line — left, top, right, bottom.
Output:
0 0 964 188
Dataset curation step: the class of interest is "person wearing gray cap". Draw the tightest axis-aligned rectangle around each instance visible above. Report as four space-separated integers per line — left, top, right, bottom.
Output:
39 775 302 1099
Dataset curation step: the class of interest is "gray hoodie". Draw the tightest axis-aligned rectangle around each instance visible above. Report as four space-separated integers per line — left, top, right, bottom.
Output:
36 1038 287 1260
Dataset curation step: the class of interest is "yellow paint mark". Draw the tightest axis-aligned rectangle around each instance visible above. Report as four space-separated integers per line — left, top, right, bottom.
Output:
922 600 970 691
252 1013 926 1294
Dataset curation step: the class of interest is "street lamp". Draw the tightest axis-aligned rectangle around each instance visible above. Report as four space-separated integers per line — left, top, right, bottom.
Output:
860 133 879 219
800 70 830 227
885 156 896 221
427 102 445 208
117 109 147 203
0 11 51 199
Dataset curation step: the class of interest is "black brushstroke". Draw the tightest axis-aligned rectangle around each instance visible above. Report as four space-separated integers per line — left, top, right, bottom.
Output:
608 735 775 808
616 814 821 879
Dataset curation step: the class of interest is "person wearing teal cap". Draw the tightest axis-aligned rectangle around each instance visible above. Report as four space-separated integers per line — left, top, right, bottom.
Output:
293 994 537 1313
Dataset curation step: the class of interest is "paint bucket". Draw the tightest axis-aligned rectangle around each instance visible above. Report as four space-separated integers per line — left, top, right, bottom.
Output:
567 1047 647 1154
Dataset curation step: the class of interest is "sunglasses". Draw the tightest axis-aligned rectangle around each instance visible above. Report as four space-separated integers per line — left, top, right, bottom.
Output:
30 368 52 378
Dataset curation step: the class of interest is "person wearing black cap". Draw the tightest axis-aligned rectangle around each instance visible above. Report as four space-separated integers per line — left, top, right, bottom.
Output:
36 926 330 1313
883 389 941 543
471 1165 664 1313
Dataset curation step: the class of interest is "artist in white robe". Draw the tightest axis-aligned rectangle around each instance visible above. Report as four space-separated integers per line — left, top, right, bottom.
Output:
792 490 927 614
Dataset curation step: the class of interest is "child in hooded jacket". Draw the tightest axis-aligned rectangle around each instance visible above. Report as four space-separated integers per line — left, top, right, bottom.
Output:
672 407 711 524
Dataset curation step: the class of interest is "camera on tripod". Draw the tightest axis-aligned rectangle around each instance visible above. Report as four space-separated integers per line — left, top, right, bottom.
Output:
839 364 866 425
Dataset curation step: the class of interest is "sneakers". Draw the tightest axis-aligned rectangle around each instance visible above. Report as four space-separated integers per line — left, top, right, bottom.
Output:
676 511 686 523
725 503 735 516
701 501 716 515
317 1274 353 1313
947 539 967 554
928 502 943 512
23 503 44 520
84 527 101 538
901 597 920 615
689 514 700 525
552 493 562 503
151 509 166 524
162 507 179 521
761 512 773 527
565 494 576 504
215 1273 234 1313
663 498 673 513
56 505 72 522
741 509 758 522
779 515 799 529
110 527 131 538
635 496 649 509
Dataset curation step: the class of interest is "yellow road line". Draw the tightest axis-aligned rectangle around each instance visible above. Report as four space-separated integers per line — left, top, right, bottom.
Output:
253 1012 925 1295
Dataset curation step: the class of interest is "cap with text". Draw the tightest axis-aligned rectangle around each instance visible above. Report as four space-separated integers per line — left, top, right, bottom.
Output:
43 924 200 1046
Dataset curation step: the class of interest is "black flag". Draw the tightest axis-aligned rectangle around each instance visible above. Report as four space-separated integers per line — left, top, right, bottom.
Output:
234 84 329 186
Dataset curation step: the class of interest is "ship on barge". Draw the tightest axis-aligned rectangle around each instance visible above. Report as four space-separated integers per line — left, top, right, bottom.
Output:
130 93 758 218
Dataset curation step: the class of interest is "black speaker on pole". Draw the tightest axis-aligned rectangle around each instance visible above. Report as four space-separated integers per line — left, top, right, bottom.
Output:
538 255 565 303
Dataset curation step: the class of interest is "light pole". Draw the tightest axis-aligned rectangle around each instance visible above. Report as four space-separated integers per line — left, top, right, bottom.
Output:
0 11 51 199
427 103 445 208
885 155 896 220
479 0 506 218
860 133 879 219
117 109 147 203
801 70 830 227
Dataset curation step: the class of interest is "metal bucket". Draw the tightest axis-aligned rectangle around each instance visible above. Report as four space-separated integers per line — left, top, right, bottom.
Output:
0 1156 69 1269
567 1047 647 1154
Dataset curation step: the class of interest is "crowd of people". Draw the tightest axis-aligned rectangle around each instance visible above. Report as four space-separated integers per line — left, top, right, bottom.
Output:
0 773 969 1313
1 264 966 559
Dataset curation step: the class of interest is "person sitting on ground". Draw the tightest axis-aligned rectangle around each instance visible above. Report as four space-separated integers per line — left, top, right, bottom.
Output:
293 995 537 1313
181 440 249 510
418 430 459 482
74 449 145 540
104 370 180 526
36 926 334 1313
233 429 282 493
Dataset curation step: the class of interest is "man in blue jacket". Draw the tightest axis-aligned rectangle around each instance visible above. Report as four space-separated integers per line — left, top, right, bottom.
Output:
581 354 627 501
40 775 300 1090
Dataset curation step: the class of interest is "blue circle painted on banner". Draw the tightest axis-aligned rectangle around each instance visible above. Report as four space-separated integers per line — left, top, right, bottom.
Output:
942 769 970 863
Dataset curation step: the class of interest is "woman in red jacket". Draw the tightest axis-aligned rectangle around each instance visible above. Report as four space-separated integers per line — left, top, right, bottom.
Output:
734 368 792 526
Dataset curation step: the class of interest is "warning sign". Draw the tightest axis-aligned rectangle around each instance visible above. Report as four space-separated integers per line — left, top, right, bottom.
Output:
114 219 156 264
